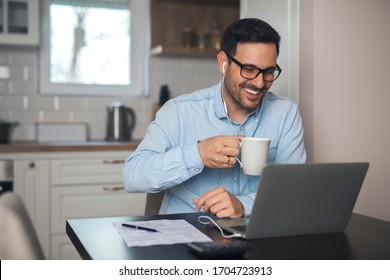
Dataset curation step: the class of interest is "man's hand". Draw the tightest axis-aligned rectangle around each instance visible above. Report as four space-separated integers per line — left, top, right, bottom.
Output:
198 135 243 168
193 187 245 218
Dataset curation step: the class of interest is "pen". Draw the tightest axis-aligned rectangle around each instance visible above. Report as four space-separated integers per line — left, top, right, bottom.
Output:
122 223 160 233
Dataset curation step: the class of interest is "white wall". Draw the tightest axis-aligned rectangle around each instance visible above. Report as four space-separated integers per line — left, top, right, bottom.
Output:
240 0 300 103
300 0 390 221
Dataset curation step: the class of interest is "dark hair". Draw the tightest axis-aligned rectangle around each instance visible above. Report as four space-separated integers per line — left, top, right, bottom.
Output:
220 18 281 56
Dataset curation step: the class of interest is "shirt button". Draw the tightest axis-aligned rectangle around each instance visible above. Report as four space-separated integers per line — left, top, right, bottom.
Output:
233 177 238 181
195 168 200 172
240 127 244 130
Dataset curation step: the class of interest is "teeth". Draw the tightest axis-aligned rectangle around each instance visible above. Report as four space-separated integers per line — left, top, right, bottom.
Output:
244 88 260 95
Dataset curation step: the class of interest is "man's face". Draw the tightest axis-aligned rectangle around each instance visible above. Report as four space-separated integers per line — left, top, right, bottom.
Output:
223 42 278 113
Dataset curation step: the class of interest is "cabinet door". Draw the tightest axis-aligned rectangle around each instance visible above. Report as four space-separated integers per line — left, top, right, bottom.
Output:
0 0 39 45
13 159 50 259
51 185 146 234
51 157 126 185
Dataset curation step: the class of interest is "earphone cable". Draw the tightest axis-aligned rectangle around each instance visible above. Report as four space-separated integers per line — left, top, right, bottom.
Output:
198 215 242 238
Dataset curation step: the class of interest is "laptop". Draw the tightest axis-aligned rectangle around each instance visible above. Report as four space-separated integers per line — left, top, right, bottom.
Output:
215 162 369 239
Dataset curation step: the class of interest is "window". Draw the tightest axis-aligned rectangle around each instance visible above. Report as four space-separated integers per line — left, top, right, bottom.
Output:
39 0 150 97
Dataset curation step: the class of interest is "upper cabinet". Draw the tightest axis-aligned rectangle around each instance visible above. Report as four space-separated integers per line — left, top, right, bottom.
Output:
150 0 239 58
0 0 39 45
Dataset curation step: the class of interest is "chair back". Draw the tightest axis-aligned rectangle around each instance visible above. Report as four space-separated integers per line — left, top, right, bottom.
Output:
0 192 45 259
144 192 164 215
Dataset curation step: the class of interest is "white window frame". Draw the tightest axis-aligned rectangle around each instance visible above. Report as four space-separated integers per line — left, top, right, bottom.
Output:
39 0 150 97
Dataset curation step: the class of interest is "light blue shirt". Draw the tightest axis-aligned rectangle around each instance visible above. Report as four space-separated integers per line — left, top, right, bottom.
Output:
123 82 306 216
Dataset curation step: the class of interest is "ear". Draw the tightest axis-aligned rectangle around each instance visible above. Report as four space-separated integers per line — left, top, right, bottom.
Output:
217 51 227 75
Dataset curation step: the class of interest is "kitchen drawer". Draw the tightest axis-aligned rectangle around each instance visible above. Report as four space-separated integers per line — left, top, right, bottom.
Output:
51 185 146 233
51 157 126 185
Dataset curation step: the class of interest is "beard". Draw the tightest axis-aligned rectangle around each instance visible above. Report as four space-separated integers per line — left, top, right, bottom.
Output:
224 75 270 112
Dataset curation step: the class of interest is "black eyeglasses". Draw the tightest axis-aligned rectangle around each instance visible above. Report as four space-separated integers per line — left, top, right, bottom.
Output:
225 53 282 82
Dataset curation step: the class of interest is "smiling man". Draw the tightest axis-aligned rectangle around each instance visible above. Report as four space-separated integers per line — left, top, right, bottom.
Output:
123 18 306 218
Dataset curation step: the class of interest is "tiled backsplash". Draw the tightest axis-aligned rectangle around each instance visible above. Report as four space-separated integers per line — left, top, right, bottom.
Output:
0 47 220 142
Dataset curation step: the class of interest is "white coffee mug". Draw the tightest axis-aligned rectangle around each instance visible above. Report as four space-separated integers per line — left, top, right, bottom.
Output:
236 137 271 176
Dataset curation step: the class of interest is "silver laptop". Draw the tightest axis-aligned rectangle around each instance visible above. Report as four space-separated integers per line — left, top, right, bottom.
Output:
216 162 369 239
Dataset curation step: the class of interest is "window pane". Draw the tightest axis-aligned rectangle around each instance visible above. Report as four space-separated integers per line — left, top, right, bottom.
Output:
50 4 130 85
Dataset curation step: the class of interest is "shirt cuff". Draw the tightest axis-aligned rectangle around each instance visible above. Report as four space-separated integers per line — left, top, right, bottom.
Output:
181 141 204 176
236 194 256 217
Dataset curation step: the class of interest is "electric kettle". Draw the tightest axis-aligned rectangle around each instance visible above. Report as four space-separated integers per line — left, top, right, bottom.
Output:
105 102 136 141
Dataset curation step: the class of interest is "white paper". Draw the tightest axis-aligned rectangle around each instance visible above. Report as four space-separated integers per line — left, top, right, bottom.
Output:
114 219 212 247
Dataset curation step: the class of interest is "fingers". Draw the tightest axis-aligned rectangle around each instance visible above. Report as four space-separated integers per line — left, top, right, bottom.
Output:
194 187 244 218
199 188 226 212
198 135 243 168
194 187 223 212
226 156 238 166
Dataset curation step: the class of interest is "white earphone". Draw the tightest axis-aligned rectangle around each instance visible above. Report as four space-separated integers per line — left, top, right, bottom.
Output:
221 61 228 114
223 99 228 114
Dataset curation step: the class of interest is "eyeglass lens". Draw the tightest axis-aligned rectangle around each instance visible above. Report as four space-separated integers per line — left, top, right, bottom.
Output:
241 65 280 81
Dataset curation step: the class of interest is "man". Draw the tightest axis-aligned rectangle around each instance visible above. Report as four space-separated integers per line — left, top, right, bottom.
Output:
123 18 306 218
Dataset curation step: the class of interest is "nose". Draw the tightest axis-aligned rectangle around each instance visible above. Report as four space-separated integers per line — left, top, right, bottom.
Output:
250 72 266 88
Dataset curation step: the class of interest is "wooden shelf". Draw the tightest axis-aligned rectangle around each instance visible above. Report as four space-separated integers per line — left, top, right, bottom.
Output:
151 45 218 58
151 0 239 58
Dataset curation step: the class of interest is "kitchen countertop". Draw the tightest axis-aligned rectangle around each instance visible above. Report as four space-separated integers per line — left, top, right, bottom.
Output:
0 140 142 153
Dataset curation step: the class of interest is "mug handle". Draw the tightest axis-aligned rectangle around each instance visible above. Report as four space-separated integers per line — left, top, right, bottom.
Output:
236 140 242 167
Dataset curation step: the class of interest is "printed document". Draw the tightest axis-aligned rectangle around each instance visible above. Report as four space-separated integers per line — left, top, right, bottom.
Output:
114 219 212 247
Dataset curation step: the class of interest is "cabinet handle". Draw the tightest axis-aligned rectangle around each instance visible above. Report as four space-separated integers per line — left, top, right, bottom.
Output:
103 186 124 192
103 159 125 164
28 161 35 168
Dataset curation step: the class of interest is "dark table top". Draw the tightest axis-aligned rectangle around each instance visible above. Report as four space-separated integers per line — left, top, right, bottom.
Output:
66 212 390 260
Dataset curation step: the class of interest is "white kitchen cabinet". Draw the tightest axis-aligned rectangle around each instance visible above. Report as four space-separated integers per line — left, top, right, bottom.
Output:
0 0 39 45
13 159 50 259
51 185 146 234
50 185 146 260
49 156 146 259
6 150 146 260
